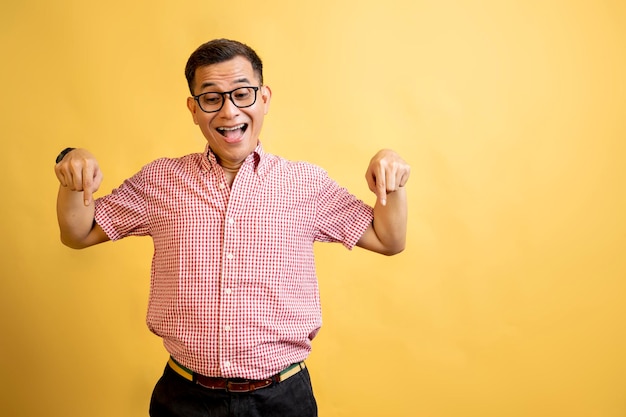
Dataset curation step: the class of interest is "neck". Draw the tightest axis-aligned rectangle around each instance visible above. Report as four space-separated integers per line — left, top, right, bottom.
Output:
221 164 239 187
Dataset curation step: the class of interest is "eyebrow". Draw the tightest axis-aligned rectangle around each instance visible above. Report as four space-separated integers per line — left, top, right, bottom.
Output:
198 77 251 91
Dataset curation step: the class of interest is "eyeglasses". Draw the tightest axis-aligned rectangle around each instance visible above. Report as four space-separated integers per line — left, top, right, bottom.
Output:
193 86 260 113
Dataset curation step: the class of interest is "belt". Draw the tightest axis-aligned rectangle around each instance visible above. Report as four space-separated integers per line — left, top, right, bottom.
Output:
167 357 306 393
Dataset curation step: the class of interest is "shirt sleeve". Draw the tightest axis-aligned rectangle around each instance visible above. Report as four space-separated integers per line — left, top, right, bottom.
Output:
314 170 374 249
94 167 149 241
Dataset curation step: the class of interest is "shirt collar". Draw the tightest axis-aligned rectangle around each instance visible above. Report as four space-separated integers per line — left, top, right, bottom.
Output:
201 142 267 177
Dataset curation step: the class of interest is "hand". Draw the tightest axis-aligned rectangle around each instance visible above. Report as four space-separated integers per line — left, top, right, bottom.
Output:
365 149 410 206
54 148 103 206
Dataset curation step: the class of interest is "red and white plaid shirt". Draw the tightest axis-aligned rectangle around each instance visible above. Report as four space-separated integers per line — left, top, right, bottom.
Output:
95 143 373 379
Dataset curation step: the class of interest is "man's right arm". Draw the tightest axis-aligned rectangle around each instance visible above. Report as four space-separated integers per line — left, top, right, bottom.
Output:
55 148 110 249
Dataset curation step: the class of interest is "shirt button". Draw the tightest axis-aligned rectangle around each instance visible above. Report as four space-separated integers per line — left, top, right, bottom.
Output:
224 325 231 331
224 361 231 368
225 288 232 295
226 253 234 260
228 217 235 225
218 183 226 190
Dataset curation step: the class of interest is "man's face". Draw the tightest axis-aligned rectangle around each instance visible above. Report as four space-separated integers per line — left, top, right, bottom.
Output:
187 56 271 170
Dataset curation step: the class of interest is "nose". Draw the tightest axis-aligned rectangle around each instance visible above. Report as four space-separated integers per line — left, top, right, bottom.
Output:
218 93 240 117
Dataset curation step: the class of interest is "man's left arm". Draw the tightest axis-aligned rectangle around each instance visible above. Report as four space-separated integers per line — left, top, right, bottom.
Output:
356 149 410 256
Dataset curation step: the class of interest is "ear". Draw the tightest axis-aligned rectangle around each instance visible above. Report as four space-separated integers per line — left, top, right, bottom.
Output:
187 96 199 125
261 85 272 115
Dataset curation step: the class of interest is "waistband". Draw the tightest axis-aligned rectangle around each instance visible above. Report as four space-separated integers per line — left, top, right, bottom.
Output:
167 357 306 393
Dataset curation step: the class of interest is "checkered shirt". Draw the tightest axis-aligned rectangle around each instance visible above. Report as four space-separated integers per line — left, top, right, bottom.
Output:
94 143 374 379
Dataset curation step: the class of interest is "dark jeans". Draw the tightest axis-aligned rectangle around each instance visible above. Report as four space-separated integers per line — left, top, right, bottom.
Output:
149 364 318 417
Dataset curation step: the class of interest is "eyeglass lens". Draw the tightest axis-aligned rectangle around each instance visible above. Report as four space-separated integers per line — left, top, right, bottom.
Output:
196 87 258 113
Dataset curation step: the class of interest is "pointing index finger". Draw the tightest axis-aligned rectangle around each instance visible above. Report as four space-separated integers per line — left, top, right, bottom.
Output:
82 162 95 206
377 165 387 206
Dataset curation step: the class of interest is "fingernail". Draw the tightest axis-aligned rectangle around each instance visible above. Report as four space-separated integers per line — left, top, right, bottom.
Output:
84 200 90 206
381 198 387 206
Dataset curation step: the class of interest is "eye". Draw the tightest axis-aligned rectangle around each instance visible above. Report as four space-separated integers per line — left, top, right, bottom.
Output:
233 89 251 100
201 94 221 105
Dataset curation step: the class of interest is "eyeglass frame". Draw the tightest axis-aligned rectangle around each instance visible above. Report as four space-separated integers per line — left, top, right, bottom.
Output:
192 86 261 113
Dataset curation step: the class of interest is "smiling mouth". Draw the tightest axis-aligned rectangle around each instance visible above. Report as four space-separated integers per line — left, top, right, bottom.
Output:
217 124 248 139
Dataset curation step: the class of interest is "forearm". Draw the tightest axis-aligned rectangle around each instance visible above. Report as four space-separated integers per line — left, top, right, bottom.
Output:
56 185 97 248
371 187 408 255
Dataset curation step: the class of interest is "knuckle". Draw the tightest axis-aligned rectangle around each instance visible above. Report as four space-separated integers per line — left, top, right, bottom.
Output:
69 159 82 171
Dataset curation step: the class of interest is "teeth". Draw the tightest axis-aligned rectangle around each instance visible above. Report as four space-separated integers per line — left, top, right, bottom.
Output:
217 124 245 131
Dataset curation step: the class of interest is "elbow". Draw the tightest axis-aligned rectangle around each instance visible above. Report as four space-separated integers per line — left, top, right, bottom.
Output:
59 223 108 249
385 247 405 256
381 241 406 256
60 234 89 250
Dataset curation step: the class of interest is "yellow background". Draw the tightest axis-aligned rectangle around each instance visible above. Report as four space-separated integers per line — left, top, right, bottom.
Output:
1 0 625 416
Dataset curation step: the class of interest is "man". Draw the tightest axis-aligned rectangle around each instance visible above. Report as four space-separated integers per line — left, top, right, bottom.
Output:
55 39 410 417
